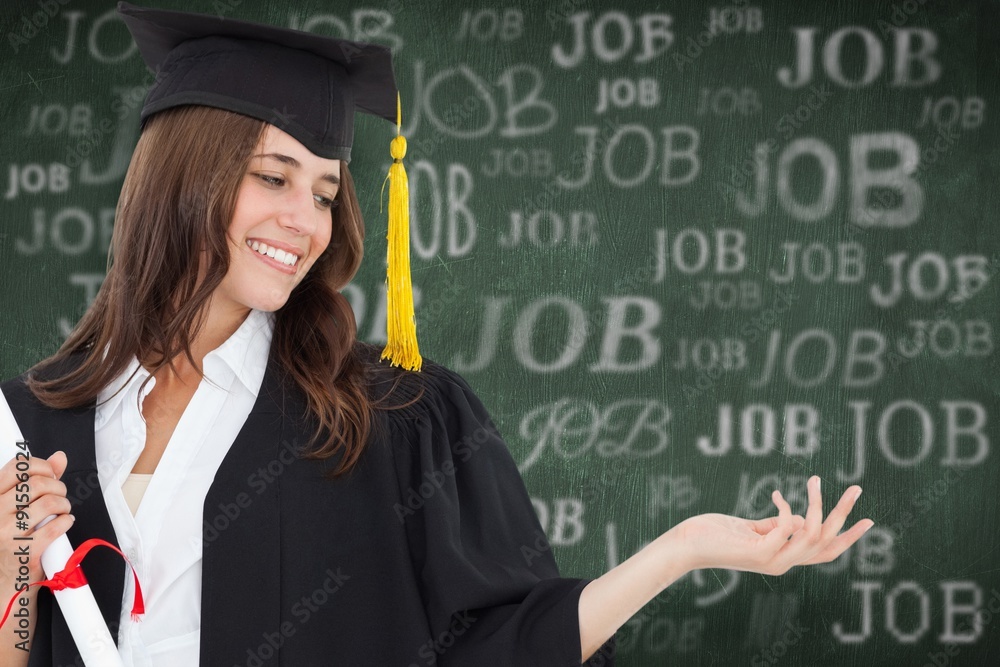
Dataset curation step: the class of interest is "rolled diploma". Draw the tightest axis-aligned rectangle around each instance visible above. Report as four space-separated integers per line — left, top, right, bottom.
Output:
0 388 125 667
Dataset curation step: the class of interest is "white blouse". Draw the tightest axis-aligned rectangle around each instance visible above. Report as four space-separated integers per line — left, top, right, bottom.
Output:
94 309 274 667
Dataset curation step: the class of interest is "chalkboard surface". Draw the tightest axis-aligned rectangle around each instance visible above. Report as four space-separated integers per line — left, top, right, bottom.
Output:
1 1 998 665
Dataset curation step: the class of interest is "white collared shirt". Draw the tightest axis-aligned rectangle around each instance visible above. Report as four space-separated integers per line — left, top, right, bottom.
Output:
94 309 274 667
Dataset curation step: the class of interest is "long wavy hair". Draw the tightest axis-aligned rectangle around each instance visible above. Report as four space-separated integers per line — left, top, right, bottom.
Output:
27 105 420 477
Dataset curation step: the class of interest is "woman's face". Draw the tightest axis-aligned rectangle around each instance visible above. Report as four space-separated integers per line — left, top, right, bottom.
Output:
213 124 341 316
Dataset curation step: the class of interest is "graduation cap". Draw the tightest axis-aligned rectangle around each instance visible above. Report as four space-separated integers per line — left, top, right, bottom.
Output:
116 1 422 371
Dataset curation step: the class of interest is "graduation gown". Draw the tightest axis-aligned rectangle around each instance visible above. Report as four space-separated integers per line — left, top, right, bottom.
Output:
2 343 617 666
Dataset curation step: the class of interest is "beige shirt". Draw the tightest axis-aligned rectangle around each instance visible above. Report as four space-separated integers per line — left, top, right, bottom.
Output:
121 474 153 516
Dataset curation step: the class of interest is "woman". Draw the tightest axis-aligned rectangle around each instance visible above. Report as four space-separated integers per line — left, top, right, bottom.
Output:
0 3 874 666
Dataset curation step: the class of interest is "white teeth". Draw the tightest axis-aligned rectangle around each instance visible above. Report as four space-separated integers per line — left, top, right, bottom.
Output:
246 240 299 268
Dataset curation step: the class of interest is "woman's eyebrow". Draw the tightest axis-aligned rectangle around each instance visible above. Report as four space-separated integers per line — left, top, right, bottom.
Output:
252 152 340 186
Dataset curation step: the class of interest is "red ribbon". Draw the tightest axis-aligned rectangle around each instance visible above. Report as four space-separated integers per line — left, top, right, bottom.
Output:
1 538 144 628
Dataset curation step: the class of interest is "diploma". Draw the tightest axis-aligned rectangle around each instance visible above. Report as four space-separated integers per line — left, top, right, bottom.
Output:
0 387 127 667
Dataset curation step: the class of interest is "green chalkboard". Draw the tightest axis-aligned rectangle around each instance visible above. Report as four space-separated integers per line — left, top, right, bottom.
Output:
1 0 999 665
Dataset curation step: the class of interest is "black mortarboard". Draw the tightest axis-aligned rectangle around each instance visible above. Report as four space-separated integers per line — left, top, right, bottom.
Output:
116 0 397 163
115 1 423 371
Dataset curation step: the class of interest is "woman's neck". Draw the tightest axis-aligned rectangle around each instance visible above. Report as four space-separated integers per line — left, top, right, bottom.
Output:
143 299 252 381
192 298 253 364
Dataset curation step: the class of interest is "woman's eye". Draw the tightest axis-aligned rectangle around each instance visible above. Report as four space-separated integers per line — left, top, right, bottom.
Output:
314 194 340 210
256 174 284 187
254 173 338 210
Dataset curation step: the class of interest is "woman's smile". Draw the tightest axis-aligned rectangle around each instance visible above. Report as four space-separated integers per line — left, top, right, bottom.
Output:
245 238 302 275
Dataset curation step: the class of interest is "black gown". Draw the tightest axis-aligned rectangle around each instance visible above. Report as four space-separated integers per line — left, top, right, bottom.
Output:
2 342 617 666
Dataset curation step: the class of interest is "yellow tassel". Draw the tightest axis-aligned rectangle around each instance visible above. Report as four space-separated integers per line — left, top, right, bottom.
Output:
379 92 422 371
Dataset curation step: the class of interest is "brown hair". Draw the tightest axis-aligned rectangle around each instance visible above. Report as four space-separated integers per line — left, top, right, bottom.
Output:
27 105 420 476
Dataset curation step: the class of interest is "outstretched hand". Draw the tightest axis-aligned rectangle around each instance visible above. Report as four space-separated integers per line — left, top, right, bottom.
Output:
673 475 874 575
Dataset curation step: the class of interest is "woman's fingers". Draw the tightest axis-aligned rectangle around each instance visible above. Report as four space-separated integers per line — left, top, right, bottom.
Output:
0 480 72 535
803 518 874 565
26 513 75 555
775 475 826 564
0 453 72 536
24 494 73 534
761 490 798 556
751 513 805 536
47 451 68 480
0 476 70 530
801 476 824 539
770 479 872 569
0 475 66 503
819 486 863 543
0 455 61 495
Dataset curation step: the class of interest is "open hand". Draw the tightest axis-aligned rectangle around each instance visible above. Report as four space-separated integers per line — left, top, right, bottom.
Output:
674 475 874 575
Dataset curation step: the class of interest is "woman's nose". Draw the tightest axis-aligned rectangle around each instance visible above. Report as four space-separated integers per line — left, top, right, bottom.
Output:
276 188 317 234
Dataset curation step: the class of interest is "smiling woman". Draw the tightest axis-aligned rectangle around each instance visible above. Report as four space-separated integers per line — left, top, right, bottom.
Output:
221 127 340 314
0 2 628 661
26 105 377 480
0 3 873 667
